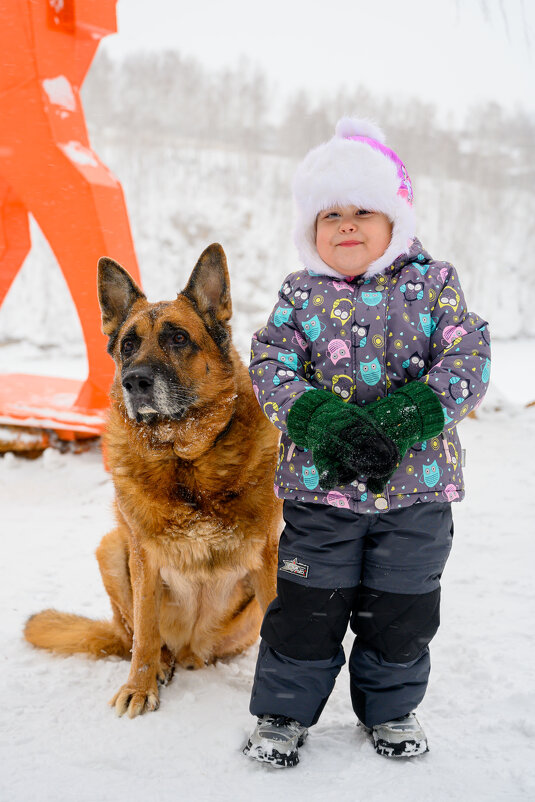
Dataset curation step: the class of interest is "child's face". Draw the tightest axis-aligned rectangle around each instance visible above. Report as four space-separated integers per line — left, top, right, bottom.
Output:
315 205 393 276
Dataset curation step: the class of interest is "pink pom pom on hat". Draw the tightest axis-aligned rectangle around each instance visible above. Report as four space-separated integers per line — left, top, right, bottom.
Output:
292 117 416 279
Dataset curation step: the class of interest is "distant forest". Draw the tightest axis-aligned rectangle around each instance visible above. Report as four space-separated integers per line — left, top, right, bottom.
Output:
1 41 534 358
83 49 534 193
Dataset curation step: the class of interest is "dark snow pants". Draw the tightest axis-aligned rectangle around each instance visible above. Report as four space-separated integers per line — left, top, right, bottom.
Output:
249 499 453 728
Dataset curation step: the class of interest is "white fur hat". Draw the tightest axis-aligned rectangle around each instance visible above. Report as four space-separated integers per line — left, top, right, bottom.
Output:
292 117 416 279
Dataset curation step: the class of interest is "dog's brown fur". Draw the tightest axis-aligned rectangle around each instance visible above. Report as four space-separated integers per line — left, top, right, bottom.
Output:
24 244 282 718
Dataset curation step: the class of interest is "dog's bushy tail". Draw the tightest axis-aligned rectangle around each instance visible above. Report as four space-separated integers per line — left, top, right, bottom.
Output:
24 609 131 659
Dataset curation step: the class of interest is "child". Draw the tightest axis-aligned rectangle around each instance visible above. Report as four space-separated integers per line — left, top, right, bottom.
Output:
243 117 491 766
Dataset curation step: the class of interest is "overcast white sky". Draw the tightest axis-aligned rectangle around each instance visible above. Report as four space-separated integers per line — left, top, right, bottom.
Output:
102 0 534 121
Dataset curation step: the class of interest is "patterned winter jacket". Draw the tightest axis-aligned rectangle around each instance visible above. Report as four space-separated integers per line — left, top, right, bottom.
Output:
250 238 491 514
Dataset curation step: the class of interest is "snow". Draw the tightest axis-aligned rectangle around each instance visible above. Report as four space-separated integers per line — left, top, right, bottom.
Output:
42 76 76 112
488 340 535 406
0 93 534 801
0 428 42 446
1 388 535 799
59 141 99 168
1 137 534 353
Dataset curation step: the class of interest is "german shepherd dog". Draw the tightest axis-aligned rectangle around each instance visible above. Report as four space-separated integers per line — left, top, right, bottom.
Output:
24 244 282 718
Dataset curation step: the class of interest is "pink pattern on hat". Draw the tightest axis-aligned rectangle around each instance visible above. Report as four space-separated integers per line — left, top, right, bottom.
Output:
344 135 413 205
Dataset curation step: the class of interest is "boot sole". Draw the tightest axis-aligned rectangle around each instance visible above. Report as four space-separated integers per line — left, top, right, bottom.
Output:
243 731 308 768
373 737 429 758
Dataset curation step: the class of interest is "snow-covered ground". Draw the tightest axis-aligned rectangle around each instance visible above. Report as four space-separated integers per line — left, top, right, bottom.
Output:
1 368 534 800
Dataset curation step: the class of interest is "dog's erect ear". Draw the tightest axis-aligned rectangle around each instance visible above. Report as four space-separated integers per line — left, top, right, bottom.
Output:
182 243 232 324
97 257 146 338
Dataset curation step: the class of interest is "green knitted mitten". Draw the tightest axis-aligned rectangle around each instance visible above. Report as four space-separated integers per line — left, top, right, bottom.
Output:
351 381 445 493
287 389 399 490
287 383 444 493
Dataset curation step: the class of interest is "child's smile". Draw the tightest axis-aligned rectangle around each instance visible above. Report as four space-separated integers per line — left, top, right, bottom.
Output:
316 205 393 277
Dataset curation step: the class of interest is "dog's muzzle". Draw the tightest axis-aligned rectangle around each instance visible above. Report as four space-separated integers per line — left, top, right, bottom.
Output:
121 366 195 423
122 367 158 422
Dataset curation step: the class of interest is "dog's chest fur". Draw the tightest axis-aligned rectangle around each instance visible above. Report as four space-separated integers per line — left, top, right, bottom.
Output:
160 566 242 608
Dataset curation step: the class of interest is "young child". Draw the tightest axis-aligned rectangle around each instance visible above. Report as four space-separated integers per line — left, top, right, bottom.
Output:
243 117 491 766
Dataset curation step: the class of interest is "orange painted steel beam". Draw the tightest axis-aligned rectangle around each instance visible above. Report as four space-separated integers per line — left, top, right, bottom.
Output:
0 0 141 436
0 374 105 435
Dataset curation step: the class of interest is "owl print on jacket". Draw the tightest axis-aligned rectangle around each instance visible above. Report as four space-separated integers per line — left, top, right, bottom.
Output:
249 239 490 514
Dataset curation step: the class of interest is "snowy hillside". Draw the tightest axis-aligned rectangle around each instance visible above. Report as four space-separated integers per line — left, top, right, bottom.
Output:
0 135 533 361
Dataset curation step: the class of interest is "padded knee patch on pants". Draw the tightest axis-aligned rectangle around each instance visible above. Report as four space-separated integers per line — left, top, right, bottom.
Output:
260 578 358 661
351 585 441 663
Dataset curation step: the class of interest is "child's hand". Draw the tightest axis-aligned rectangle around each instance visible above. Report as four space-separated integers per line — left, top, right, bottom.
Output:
287 389 399 491
287 383 444 494
312 415 398 490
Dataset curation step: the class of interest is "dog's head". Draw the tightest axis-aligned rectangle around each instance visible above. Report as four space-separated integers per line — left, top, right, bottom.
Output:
97 243 235 427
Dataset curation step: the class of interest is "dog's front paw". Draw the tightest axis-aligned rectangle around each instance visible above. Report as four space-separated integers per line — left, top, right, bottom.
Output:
109 681 160 718
158 646 175 686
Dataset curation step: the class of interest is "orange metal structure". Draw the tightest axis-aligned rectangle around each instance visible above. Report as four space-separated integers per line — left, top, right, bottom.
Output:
0 0 141 439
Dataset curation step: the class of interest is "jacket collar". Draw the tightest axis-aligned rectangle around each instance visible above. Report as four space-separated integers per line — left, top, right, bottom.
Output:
384 238 432 278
